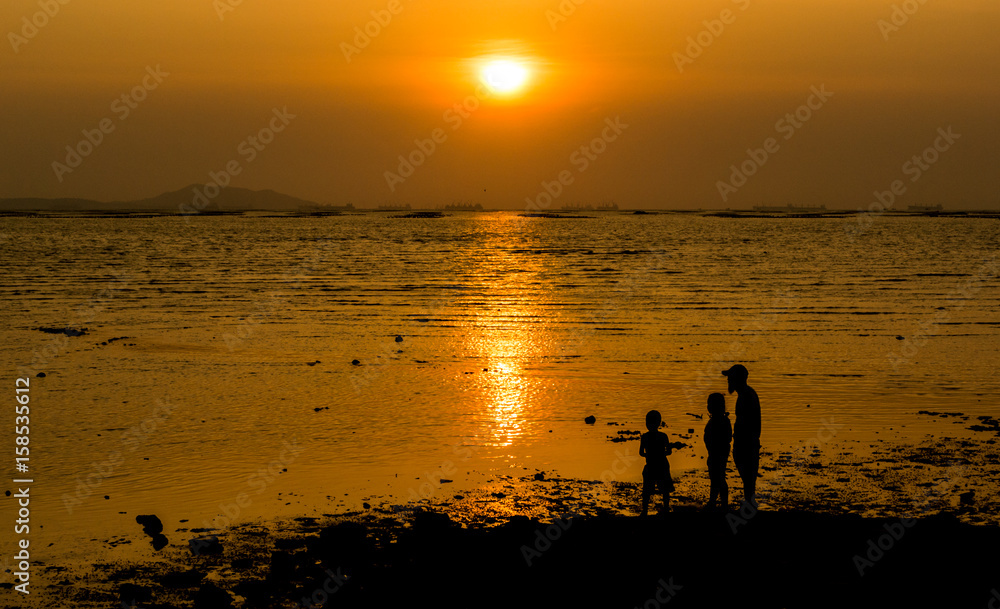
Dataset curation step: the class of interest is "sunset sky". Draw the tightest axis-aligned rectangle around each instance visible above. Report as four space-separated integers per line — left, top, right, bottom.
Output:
1 0 997 208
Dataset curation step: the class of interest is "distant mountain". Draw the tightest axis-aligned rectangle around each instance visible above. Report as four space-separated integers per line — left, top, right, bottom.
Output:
0 186 325 212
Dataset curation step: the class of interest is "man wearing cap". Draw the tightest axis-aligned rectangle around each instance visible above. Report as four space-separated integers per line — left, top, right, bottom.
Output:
722 364 760 507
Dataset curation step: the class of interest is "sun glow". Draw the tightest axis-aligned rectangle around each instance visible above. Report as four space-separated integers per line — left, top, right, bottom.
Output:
480 59 530 95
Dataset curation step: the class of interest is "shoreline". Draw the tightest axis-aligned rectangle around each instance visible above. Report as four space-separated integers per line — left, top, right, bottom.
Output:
23 486 1000 609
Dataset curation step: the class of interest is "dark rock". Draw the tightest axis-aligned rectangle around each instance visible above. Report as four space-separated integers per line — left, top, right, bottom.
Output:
162 569 206 588
151 533 169 550
189 536 223 555
395 335 403 342
36 372 46 378
960 491 975 505
269 550 297 580
233 579 276 609
534 472 545 481
584 415 596 424
309 521 372 567
135 514 163 535
351 359 360 365
414 510 453 532
119 583 153 605
275 537 309 550
194 582 233 609
36 326 88 337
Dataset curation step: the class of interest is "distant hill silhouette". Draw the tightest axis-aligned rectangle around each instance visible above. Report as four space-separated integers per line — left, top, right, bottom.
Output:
0 185 326 212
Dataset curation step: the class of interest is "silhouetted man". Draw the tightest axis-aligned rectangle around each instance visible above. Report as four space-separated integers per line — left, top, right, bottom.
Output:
722 364 760 507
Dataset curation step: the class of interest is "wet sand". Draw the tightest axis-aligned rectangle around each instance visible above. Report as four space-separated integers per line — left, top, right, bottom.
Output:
17 430 1000 609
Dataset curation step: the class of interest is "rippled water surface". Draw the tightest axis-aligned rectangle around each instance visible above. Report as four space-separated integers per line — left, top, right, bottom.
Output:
1 212 998 562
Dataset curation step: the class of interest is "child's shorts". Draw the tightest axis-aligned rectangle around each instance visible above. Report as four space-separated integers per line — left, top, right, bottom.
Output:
642 463 675 495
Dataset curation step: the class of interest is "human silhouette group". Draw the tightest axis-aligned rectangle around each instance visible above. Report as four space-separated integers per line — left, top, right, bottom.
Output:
639 364 760 516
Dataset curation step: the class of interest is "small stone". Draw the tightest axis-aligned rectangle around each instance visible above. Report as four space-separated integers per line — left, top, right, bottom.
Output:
395 335 403 342
584 415 596 424
351 359 360 365
36 372 46 378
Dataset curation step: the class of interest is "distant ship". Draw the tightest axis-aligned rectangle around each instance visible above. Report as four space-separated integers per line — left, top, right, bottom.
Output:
558 204 593 212
443 202 483 211
752 204 827 212
595 201 619 211
376 204 411 212
906 204 943 212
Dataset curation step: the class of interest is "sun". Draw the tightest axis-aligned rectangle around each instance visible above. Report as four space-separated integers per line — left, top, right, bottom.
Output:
480 59 530 95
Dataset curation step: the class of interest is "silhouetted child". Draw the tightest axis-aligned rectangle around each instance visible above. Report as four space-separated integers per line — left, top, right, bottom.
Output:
704 392 733 511
639 409 682 516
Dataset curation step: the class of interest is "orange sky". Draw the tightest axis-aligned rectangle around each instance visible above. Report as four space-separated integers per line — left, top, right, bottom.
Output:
1 0 998 208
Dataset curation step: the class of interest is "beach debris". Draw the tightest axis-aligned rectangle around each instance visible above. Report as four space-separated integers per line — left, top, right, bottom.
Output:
194 582 234 609
36 326 88 337
161 568 206 588
351 359 361 365
313 407 329 412
685 412 703 419
307 360 321 366
395 335 403 342
896 335 905 340
135 514 169 550
310 521 373 567
119 583 153 607
189 535 223 555
233 579 276 608
36 372 46 378
584 415 596 424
